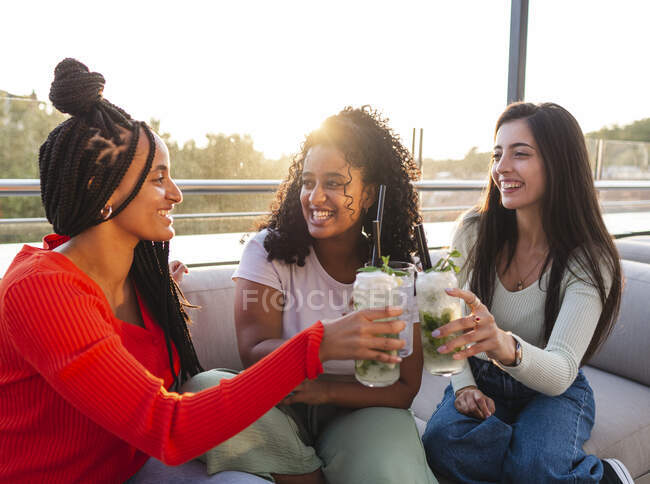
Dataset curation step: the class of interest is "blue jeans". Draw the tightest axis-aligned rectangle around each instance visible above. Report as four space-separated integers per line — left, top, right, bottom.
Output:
422 358 603 484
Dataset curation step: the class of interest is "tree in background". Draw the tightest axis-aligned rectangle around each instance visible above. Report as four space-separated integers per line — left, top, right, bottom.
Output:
0 92 66 225
420 146 491 180
148 119 292 181
150 119 292 234
1 91 648 242
587 118 650 142
587 118 650 178
0 100 292 241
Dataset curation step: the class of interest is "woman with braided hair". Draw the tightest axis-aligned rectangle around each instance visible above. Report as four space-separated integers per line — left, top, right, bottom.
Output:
0 59 407 484
214 107 438 483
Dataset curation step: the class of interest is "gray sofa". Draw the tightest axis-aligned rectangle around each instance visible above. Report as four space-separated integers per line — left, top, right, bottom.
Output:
173 238 650 483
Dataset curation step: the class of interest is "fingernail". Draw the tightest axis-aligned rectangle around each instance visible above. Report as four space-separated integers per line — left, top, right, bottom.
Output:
444 288 453 294
453 353 462 359
437 345 447 353
431 329 441 337
475 316 481 322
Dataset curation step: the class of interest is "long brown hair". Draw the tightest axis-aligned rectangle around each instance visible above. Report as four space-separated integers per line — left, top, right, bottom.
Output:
466 102 622 365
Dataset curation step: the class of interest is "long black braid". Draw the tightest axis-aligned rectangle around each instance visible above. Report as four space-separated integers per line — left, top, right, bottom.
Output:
39 58 203 388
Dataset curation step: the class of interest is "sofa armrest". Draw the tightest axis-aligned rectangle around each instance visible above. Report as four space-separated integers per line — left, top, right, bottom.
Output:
180 265 244 371
616 238 650 265
588 260 650 386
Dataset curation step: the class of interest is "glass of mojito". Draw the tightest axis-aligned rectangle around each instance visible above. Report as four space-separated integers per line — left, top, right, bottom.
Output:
352 261 409 387
416 260 465 376
388 261 416 358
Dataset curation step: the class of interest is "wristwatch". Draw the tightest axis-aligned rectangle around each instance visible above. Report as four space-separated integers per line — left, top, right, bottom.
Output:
492 331 522 369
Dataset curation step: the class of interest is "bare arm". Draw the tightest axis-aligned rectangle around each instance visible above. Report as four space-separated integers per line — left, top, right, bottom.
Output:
234 278 289 367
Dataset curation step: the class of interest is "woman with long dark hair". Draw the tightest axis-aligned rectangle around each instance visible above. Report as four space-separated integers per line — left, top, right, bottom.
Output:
422 102 631 483
218 107 437 483
0 60 406 483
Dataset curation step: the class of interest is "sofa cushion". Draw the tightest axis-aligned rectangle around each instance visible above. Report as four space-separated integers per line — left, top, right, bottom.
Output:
181 265 242 371
411 372 449 435
582 366 650 480
588 260 650 386
616 238 650 264
626 235 650 243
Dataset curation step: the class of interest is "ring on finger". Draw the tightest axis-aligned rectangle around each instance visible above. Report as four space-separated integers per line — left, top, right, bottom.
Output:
469 296 481 310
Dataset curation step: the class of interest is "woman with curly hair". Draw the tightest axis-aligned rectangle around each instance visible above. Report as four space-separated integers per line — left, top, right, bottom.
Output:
205 107 436 483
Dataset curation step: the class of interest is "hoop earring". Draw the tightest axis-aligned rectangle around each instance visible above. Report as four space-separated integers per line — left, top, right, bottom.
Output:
100 205 113 220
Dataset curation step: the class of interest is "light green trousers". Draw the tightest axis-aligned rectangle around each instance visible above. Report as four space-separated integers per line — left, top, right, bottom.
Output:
181 369 437 484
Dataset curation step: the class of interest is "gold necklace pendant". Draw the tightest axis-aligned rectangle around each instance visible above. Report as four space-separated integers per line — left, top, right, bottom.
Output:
512 249 548 292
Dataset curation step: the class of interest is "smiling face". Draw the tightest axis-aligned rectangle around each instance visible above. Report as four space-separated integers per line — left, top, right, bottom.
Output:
300 145 374 242
491 119 546 213
107 128 182 242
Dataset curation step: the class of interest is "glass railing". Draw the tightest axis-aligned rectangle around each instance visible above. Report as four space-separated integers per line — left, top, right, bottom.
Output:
586 139 650 180
2 179 650 245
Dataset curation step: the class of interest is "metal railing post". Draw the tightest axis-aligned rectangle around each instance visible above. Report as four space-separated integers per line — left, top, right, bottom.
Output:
507 0 529 104
595 139 605 180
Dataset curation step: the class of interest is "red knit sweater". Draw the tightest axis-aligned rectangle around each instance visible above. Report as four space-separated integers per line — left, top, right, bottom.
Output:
0 239 324 483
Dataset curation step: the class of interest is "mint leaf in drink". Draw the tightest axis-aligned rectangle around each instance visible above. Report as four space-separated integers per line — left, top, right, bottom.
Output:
379 256 398 275
357 266 381 273
425 249 462 273
357 256 408 276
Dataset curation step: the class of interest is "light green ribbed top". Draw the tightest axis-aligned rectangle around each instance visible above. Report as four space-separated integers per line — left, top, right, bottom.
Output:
449 215 611 396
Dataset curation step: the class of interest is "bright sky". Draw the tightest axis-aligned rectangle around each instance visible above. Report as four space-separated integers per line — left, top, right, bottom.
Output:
2 0 648 160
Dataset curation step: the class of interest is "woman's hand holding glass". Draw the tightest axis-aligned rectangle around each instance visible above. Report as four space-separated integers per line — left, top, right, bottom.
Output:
318 306 406 364
433 288 517 365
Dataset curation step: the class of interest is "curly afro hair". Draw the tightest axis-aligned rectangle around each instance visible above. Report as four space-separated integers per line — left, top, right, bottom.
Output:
259 106 422 266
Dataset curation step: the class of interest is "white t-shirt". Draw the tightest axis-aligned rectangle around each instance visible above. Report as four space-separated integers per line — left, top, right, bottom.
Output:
233 230 355 374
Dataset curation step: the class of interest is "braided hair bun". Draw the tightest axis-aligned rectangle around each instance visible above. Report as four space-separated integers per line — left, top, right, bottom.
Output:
49 58 106 116
38 58 204 384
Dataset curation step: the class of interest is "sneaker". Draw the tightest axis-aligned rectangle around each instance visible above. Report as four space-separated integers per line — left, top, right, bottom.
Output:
602 458 634 483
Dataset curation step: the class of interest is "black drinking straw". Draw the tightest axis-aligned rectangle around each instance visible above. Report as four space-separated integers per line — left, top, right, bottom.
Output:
371 220 382 267
415 223 432 270
370 185 387 267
